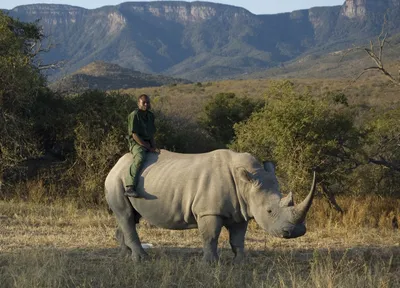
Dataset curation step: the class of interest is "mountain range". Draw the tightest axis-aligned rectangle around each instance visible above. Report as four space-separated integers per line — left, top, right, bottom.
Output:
4 0 400 82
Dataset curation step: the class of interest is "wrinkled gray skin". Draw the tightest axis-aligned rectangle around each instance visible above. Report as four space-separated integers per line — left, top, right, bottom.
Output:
105 149 316 263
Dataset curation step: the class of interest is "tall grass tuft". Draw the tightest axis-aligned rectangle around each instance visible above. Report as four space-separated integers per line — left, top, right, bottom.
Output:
1 248 398 288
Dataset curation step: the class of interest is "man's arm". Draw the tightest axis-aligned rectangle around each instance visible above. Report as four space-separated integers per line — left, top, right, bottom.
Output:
150 137 160 153
132 133 152 151
150 137 156 149
148 112 159 153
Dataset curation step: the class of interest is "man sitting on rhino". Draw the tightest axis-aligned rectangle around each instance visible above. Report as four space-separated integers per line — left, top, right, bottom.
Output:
124 94 159 198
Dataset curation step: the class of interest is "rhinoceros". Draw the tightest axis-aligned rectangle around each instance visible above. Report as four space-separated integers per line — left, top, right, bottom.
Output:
105 149 316 262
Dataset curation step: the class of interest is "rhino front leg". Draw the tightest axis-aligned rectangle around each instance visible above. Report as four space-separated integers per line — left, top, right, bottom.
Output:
198 215 223 263
227 221 248 264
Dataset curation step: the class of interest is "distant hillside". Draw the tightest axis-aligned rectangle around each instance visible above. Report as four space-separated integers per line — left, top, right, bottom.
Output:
49 61 191 93
243 32 400 80
5 1 400 81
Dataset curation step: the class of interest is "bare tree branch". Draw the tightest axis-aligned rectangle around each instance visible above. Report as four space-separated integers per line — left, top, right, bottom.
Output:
352 67 381 83
342 13 399 87
38 60 65 71
29 34 65 71
321 184 344 213
368 157 400 172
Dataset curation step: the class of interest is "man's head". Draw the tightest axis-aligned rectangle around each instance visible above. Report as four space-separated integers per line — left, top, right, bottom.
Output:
138 94 150 111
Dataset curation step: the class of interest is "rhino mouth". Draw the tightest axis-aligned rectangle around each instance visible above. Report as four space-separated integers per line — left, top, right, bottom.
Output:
281 224 306 239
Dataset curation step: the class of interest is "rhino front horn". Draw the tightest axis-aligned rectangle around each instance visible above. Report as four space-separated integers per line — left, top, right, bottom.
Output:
292 171 317 224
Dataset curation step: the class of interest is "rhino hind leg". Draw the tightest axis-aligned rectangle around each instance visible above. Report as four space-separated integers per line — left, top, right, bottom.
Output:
115 211 141 257
115 226 131 257
197 215 224 263
115 208 148 262
226 222 248 264
106 187 148 262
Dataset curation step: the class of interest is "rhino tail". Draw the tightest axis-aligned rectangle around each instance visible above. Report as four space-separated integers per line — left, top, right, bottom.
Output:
104 186 114 215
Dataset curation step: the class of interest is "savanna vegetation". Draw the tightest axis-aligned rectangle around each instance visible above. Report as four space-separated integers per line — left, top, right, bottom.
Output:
0 12 399 288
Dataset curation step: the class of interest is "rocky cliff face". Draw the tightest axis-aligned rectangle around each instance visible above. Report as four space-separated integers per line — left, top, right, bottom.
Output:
11 5 126 38
12 4 87 28
117 2 255 23
122 2 217 23
341 0 367 19
341 0 399 19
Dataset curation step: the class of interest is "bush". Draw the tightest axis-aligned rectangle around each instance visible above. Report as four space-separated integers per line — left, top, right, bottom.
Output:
199 92 263 146
62 91 136 204
155 112 218 153
354 106 400 197
230 81 362 196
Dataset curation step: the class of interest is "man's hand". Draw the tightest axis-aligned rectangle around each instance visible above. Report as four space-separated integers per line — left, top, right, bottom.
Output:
149 147 160 154
143 143 152 151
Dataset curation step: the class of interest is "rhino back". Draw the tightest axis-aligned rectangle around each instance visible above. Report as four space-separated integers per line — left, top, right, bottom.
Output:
130 149 247 229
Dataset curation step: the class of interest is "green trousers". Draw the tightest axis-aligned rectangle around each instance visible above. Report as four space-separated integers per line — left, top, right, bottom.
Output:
125 143 147 188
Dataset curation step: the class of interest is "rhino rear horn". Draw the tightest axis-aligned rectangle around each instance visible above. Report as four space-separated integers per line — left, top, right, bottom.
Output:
292 171 316 223
280 192 294 207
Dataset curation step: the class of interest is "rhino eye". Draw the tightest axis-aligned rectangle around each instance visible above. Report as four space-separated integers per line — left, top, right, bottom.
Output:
267 209 272 214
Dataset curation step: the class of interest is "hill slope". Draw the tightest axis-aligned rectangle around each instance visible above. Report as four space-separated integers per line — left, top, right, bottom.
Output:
50 61 191 93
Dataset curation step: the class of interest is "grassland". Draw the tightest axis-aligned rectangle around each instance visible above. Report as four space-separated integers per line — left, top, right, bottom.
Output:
1 76 400 287
123 75 400 122
1 196 399 288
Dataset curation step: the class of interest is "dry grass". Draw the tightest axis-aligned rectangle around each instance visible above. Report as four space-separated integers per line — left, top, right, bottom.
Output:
123 77 400 118
0 197 399 287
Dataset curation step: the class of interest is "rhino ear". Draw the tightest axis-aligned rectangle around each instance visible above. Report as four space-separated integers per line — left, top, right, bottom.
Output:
263 161 275 173
237 167 253 183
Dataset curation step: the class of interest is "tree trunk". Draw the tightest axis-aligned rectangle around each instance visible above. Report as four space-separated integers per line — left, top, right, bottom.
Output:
321 184 344 214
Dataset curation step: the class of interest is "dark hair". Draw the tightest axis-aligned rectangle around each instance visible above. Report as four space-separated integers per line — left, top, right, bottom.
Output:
138 94 150 102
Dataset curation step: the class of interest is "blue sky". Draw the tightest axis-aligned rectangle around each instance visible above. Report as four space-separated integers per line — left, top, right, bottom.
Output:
2 1 345 15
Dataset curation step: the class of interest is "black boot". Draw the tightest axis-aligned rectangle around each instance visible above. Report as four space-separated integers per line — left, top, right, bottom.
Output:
124 186 141 198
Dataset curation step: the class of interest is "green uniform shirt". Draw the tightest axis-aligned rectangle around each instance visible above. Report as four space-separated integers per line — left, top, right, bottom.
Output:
127 109 156 145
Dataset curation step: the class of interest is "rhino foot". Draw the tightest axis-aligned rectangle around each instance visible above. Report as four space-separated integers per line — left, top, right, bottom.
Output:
232 254 245 265
202 252 219 263
131 250 149 262
119 246 131 258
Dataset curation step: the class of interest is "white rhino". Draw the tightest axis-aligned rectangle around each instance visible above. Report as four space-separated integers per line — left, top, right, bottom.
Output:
105 149 316 262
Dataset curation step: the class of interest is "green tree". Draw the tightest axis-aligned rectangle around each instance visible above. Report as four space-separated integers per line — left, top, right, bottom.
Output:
155 112 218 153
356 107 400 196
366 107 400 171
199 92 263 146
230 81 362 210
0 12 47 188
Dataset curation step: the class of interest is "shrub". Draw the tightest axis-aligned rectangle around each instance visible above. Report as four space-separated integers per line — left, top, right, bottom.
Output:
356 106 400 196
62 91 136 204
199 92 263 146
230 81 362 196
